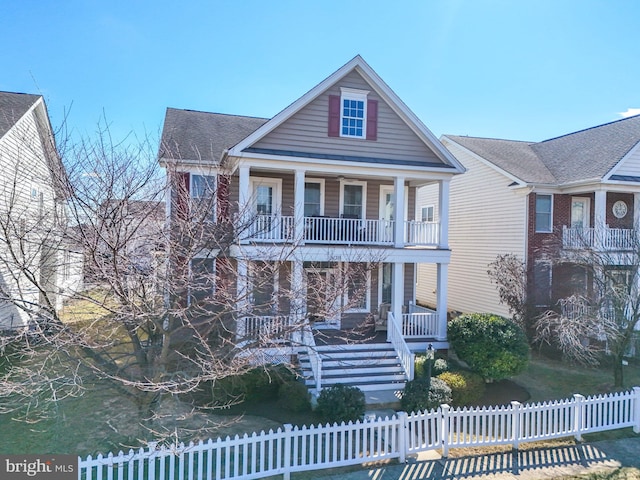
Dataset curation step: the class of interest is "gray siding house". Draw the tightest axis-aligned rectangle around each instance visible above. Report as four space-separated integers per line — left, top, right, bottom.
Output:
159 56 464 393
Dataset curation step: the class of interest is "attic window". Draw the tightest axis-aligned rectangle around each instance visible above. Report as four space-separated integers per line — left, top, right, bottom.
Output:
328 89 378 140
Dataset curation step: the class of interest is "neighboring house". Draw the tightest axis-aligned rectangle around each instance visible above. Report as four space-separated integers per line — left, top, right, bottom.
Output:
0 91 81 329
417 114 640 319
159 56 464 391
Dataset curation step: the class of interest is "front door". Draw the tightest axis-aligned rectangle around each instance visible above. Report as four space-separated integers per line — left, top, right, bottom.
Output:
305 267 340 329
571 197 590 228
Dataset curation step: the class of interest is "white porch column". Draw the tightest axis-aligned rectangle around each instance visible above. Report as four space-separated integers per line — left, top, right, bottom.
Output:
294 169 306 244
291 259 305 319
436 263 448 341
634 193 640 230
236 257 249 337
393 176 406 248
439 180 450 249
238 165 250 242
594 190 607 249
388 262 405 341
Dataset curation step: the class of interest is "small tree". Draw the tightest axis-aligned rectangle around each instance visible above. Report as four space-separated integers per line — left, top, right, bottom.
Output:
448 313 529 381
487 254 530 331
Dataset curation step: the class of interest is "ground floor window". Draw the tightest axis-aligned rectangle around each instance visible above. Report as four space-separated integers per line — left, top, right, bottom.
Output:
189 257 215 305
532 261 552 307
344 263 370 313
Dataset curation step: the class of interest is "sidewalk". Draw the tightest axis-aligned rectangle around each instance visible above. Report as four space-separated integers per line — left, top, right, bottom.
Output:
302 436 640 479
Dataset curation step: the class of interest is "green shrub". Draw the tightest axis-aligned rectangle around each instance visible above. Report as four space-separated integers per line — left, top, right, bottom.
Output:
415 356 448 379
433 358 449 376
448 313 529 381
244 364 297 402
277 381 311 412
400 377 452 413
315 385 365 423
437 371 485 406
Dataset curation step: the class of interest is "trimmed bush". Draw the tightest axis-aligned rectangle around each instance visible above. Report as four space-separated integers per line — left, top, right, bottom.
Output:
433 358 449 376
437 371 485 406
400 377 452 413
244 364 297 402
448 313 529 381
277 381 311 412
415 356 449 379
315 385 365 423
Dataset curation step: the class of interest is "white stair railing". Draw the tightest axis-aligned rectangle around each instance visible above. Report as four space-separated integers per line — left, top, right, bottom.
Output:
302 325 322 391
388 312 415 381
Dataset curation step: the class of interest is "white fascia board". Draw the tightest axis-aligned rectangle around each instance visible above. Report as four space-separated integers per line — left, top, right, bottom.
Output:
228 55 465 174
231 152 458 181
603 139 640 181
442 135 525 187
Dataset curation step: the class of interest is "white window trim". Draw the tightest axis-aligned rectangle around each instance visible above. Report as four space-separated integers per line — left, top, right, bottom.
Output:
339 87 369 139
250 177 282 216
535 193 554 233
190 174 217 220
339 179 367 219
571 196 591 228
248 261 279 314
420 205 435 223
304 178 325 217
343 262 371 313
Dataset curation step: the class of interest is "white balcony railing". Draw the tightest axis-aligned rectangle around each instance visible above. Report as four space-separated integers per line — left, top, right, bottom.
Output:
245 215 440 246
563 226 636 251
405 220 439 246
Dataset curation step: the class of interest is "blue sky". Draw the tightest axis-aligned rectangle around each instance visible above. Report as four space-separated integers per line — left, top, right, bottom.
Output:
2 0 639 145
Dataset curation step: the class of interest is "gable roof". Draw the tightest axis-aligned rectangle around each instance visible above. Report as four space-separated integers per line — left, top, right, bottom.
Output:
228 55 464 172
159 108 267 164
0 91 41 139
445 114 640 186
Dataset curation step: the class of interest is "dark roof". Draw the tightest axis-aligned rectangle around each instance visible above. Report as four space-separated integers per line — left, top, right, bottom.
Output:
0 91 41 139
445 114 640 185
159 108 268 163
445 136 556 184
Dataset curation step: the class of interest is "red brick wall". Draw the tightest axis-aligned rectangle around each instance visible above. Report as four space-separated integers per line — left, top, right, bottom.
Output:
606 192 634 228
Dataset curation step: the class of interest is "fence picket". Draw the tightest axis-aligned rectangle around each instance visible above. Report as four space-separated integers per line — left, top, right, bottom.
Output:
79 388 640 479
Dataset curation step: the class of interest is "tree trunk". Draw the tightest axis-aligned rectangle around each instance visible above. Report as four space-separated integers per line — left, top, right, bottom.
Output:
613 355 624 388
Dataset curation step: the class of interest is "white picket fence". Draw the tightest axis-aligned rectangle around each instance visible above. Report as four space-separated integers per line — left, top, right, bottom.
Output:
79 387 640 480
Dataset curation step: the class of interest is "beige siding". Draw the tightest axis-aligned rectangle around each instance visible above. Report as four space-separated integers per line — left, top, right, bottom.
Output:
416 139 527 316
612 144 640 177
0 106 58 328
253 70 444 165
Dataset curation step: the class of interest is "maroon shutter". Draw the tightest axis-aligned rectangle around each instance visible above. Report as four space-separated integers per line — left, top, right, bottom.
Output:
328 95 340 137
366 99 378 141
217 174 230 222
176 171 190 220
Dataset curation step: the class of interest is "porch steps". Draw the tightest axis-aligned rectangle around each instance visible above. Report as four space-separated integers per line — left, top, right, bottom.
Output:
298 343 407 392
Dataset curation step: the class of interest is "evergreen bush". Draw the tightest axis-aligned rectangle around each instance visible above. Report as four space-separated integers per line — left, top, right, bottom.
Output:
315 384 365 423
437 370 485 406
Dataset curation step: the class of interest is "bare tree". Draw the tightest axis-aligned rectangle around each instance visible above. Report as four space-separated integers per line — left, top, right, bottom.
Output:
487 254 530 330
0 122 382 436
535 230 640 387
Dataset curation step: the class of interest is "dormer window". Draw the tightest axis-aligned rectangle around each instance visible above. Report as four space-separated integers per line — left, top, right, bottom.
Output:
340 88 368 138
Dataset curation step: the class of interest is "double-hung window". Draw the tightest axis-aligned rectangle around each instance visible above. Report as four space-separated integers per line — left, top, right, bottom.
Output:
535 194 553 233
304 180 324 217
191 174 216 221
421 205 435 222
340 88 368 138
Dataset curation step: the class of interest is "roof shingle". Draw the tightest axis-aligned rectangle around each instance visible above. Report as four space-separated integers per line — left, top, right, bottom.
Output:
0 91 41 139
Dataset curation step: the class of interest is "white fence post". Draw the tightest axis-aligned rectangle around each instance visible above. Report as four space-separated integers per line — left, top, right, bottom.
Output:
511 401 522 450
573 394 585 442
633 387 640 434
397 412 408 463
441 404 450 458
283 424 293 480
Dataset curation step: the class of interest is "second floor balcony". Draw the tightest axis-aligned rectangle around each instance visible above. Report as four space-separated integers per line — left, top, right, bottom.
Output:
244 215 440 247
562 226 636 251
